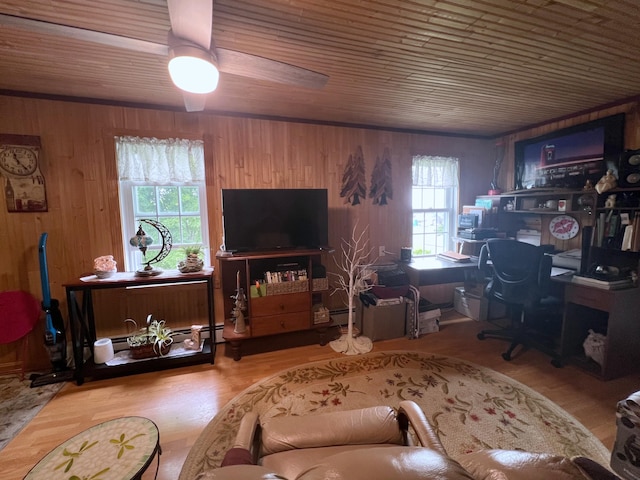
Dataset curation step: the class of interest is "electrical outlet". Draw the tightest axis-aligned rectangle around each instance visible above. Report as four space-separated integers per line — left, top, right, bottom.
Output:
379 246 385 256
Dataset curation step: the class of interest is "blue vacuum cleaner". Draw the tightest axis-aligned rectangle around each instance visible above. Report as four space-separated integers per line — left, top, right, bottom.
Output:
30 233 74 387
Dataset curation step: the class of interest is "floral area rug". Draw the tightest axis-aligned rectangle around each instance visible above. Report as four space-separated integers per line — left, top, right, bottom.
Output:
0 375 64 452
180 350 610 479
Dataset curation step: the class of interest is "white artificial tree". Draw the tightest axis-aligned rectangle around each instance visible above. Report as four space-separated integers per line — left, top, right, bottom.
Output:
329 223 375 355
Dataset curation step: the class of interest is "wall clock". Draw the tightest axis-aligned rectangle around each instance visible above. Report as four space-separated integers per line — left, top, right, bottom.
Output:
0 145 38 177
0 134 47 212
549 215 579 240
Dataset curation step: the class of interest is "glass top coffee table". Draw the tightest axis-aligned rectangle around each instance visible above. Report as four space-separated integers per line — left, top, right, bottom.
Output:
24 416 160 480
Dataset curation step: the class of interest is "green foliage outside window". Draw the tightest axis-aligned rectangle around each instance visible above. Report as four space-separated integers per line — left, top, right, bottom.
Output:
132 185 204 270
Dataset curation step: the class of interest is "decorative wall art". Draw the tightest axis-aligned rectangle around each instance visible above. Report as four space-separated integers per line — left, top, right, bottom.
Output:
0 134 48 213
340 145 366 206
370 148 393 205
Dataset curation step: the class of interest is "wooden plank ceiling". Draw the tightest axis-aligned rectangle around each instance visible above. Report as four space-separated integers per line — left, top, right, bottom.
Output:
0 0 639 137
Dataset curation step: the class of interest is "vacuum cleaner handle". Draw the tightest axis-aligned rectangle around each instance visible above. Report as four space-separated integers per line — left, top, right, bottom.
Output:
38 232 57 344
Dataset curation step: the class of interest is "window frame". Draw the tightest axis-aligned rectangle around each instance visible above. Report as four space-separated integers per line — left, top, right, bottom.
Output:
411 157 459 258
116 137 210 272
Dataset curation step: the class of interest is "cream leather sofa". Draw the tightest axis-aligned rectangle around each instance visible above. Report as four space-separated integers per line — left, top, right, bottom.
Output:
193 401 619 480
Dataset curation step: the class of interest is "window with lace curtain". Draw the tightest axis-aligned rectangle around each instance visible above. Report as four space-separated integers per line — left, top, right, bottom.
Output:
115 136 210 272
411 156 459 257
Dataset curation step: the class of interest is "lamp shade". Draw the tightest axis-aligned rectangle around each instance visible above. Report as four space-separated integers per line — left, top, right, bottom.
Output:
168 45 219 94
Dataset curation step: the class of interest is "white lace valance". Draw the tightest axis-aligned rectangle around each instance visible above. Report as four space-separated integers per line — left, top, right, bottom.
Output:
412 156 459 187
115 136 205 183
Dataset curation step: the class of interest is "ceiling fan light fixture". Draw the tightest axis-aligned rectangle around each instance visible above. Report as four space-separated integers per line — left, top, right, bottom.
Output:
168 45 219 94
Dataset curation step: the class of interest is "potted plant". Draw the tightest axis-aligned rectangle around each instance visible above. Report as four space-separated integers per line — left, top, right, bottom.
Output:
125 314 175 359
178 245 205 273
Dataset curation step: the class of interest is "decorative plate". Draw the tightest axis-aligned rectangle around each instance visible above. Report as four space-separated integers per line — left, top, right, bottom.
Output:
549 215 580 240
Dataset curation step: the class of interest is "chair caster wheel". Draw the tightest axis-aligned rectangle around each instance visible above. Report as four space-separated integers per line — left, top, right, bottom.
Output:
501 352 512 361
477 333 486 340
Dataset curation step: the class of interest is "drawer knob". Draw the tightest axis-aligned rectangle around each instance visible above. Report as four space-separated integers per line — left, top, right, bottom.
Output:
280 321 285 328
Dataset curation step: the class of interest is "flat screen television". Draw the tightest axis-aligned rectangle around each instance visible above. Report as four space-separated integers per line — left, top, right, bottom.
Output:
221 189 329 252
514 113 625 190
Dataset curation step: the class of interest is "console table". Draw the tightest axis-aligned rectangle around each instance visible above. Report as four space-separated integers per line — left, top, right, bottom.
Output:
65 269 215 385
24 416 160 480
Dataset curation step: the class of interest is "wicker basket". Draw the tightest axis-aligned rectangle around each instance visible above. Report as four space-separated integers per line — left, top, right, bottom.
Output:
312 277 329 291
129 342 171 359
265 280 309 296
313 304 330 324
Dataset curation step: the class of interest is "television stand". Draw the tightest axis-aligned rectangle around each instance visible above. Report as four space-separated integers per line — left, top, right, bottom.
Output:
217 249 331 360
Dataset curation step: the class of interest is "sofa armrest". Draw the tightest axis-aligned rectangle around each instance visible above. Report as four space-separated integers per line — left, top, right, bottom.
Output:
233 412 261 463
260 406 403 455
397 400 447 455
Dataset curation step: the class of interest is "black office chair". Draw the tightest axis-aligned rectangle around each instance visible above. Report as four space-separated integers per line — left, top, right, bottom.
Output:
476 238 563 367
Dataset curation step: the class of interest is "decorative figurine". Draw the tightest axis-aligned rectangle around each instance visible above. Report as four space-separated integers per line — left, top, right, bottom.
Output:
231 270 247 334
583 179 593 190
595 169 617 194
605 194 617 209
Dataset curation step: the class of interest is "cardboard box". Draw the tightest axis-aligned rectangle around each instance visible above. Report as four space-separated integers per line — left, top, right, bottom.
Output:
611 393 640 480
454 286 488 321
360 300 406 341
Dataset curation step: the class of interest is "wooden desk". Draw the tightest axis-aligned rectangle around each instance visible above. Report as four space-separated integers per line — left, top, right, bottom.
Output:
24 416 160 480
553 275 640 380
401 256 480 287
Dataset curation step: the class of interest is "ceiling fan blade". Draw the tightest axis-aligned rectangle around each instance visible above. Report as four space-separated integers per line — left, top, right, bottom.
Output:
167 0 212 50
182 92 208 112
217 48 329 90
0 13 168 56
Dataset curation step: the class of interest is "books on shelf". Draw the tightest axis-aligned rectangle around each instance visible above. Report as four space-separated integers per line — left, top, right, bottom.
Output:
437 251 472 263
571 274 634 290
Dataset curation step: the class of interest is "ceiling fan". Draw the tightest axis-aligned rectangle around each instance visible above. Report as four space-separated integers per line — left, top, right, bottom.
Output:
0 0 328 112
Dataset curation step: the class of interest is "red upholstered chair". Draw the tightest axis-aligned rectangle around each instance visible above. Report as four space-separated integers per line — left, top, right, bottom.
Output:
0 290 41 379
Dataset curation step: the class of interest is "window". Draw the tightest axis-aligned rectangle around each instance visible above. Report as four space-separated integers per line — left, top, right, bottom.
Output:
115 136 210 272
411 156 459 257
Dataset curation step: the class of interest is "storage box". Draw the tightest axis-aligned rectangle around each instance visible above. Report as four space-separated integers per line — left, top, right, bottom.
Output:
360 300 406 342
454 286 488 321
611 392 640 480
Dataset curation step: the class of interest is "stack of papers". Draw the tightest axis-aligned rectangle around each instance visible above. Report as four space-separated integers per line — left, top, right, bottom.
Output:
437 251 471 263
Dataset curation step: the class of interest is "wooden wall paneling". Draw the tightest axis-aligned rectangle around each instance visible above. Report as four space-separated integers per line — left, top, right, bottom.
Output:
4 95 638 374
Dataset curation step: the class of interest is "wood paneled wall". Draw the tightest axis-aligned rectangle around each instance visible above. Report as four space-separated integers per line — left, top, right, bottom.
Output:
0 95 494 373
3 95 638 374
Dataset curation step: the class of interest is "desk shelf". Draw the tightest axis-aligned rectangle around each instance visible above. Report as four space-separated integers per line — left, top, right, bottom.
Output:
65 269 215 385
560 283 640 380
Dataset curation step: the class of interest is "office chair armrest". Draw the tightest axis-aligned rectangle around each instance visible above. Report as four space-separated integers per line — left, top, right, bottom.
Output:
478 244 489 270
538 254 553 296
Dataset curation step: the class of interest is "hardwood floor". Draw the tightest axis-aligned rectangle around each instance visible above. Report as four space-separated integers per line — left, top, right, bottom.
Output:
2 314 638 479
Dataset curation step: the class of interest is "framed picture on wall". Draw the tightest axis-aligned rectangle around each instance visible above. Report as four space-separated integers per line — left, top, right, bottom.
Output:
0 134 48 212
